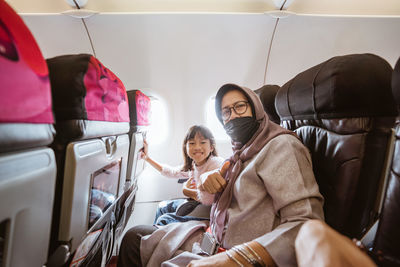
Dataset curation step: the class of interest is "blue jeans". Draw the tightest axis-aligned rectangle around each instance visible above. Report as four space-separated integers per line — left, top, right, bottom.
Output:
153 199 209 226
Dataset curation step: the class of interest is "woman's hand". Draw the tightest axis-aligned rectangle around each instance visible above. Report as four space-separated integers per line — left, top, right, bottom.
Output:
186 252 235 267
187 241 275 267
198 161 230 194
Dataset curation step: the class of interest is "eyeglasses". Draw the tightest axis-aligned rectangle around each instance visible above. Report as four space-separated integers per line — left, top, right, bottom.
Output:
221 101 249 121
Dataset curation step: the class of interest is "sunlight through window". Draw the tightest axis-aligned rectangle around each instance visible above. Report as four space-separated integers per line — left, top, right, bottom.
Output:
205 97 230 141
146 97 169 145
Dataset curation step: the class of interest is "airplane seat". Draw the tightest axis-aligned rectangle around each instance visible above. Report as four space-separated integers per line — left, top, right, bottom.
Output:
254 84 281 124
115 89 151 242
46 54 130 266
126 90 151 185
370 57 400 266
0 1 56 267
275 53 398 239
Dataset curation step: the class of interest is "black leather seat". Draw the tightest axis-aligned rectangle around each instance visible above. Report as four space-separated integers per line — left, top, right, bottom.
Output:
254 84 281 124
371 57 400 266
275 54 398 239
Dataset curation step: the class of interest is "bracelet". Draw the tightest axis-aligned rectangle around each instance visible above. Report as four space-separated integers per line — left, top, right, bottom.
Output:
232 246 263 267
226 250 244 267
242 243 266 267
232 246 256 264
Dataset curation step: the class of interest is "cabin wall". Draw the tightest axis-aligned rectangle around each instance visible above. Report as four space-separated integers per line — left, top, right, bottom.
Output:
267 15 400 86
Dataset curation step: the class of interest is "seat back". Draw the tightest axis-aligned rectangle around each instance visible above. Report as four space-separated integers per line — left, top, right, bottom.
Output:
110 90 151 245
0 2 56 266
275 54 398 238
126 90 151 184
254 84 281 124
46 54 130 265
371 57 400 265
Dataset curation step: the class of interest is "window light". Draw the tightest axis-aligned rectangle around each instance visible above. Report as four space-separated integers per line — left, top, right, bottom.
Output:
205 97 230 142
146 97 169 145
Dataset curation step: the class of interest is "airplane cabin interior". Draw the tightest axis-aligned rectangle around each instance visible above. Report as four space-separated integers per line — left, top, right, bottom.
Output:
0 0 400 266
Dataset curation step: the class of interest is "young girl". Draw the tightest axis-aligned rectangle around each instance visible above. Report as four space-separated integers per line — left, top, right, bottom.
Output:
140 125 225 225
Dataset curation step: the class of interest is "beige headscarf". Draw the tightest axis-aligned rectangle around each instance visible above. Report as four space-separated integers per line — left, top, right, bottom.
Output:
211 83 298 243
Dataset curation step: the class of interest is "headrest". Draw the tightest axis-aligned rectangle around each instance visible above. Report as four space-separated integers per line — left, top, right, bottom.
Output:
276 54 398 120
254 84 280 124
47 54 129 123
127 90 151 133
392 57 400 111
0 1 54 153
0 0 53 124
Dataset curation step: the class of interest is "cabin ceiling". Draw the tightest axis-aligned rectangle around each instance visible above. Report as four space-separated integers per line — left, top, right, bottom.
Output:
22 13 400 91
6 0 400 15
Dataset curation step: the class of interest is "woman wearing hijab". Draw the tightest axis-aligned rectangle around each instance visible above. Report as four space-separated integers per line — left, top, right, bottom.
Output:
118 84 324 267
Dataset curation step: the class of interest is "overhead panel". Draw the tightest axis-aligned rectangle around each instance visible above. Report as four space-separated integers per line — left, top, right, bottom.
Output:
267 15 400 86
7 0 400 14
21 14 93 59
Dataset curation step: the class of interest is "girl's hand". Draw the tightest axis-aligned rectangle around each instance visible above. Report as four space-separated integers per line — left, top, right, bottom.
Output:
198 161 230 194
186 178 197 189
183 178 199 200
139 139 149 159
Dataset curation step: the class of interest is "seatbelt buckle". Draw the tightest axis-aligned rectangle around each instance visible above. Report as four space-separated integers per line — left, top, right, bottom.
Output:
199 231 220 256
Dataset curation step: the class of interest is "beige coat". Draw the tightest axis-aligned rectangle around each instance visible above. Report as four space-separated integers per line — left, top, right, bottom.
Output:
141 134 324 267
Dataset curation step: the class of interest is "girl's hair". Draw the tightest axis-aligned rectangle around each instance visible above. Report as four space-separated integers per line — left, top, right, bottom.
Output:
182 125 218 171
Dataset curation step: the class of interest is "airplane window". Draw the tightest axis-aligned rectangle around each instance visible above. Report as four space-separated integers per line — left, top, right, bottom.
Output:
206 97 230 141
146 97 169 145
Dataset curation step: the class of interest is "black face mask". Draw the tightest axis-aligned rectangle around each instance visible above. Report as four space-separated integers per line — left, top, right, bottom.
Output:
224 117 259 145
